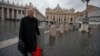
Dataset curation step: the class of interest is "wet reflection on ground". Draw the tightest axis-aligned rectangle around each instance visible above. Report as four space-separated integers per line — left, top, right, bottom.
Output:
42 30 99 56
43 30 64 47
49 35 56 46
79 33 92 56
0 20 100 56
0 20 20 41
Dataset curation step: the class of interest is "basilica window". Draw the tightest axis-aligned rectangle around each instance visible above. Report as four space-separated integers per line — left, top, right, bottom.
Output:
59 18 60 22
47 16 48 20
64 18 66 22
53 16 55 21
53 18 55 21
70 18 73 22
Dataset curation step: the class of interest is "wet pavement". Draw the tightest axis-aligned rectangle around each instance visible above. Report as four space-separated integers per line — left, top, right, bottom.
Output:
0 20 20 41
0 31 100 56
0 20 100 56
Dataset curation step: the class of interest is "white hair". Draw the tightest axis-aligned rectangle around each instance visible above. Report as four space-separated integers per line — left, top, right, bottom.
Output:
26 7 33 12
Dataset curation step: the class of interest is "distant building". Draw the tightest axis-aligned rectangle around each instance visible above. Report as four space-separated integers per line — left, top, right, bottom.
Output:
0 0 25 20
45 4 82 24
78 5 100 25
0 0 45 21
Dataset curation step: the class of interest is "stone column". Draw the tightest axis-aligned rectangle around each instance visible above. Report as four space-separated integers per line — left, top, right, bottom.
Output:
68 16 70 23
57 15 58 22
55 15 57 21
51 14 52 21
58 15 59 21
16 10 19 19
61 15 63 22
7 8 10 19
73 16 75 23
51 14 53 21
66 15 68 23
21 10 23 15
21 10 23 18
47 15 49 21
1 7 4 20
60 15 61 23
49 14 51 21
11 9 14 19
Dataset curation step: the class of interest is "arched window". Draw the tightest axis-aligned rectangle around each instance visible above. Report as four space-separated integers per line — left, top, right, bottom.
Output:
53 18 55 21
64 17 66 22
59 18 60 22
64 18 66 22
47 16 48 20
70 18 73 22
53 16 55 21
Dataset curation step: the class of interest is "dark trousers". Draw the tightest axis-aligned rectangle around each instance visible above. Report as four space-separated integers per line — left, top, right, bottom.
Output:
22 52 28 56
22 52 33 56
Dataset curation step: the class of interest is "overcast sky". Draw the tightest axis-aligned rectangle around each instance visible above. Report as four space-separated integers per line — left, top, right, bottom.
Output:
3 0 100 15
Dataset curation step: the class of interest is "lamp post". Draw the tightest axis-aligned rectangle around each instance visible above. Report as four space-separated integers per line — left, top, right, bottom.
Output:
79 0 90 32
83 0 90 24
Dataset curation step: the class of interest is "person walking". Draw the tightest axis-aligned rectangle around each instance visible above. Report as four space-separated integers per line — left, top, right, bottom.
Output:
49 23 56 46
18 7 40 56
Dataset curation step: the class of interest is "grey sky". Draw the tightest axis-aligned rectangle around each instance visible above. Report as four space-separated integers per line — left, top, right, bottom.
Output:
3 0 100 15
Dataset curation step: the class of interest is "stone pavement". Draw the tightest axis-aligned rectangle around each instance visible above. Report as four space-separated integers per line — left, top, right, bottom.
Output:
0 20 20 41
42 31 100 56
0 30 100 56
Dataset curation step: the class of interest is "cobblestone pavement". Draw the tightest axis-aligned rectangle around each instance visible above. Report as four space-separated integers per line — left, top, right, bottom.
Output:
0 30 100 56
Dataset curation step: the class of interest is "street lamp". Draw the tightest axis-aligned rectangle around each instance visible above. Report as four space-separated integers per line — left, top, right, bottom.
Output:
79 0 90 32
83 0 90 24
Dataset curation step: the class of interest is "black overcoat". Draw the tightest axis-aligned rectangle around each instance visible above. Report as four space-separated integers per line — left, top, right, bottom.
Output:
19 16 40 53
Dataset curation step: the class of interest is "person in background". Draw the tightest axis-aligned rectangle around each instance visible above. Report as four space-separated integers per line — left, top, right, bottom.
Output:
49 22 56 46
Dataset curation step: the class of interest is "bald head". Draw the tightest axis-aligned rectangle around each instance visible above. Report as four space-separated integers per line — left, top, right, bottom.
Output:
26 7 34 17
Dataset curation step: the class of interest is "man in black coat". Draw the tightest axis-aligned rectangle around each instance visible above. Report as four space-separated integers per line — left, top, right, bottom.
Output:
19 8 40 56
